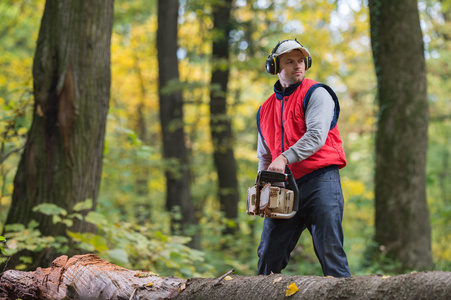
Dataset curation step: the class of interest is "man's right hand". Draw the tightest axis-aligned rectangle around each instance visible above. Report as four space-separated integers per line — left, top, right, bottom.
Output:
267 154 288 173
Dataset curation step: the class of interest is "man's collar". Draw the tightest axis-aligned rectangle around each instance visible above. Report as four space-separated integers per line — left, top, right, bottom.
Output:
274 80 303 100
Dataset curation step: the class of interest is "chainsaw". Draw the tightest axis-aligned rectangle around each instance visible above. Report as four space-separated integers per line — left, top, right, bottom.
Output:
246 169 299 219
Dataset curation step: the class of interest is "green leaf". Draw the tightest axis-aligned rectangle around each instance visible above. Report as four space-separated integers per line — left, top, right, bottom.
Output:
85 211 107 226
73 199 93 211
90 235 108 252
0 236 6 255
226 219 237 228
52 215 62 224
4 223 25 232
169 236 191 245
33 203 67 216
19 256 33 264
155 231 168 242
67 232 108 252
68 213 83 220
28 220 39 229
61 218 73 227
55 236 69 243
15 264 28 270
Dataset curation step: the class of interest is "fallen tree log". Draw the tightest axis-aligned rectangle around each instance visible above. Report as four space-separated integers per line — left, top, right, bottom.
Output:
1 254 451 299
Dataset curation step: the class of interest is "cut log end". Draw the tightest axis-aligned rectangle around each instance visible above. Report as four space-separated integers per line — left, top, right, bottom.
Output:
0 254 185 300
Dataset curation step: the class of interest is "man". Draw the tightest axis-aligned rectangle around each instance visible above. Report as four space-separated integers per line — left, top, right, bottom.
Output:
256 39 351 278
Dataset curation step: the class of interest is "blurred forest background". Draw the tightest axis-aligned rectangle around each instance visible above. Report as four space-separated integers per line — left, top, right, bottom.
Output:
0 0 450 279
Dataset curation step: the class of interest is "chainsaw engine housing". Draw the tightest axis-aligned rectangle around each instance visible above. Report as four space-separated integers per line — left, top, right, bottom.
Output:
246 170 299 219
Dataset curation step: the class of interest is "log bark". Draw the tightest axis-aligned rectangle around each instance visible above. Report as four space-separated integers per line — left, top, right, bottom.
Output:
175 272 451 299
1 254 451 300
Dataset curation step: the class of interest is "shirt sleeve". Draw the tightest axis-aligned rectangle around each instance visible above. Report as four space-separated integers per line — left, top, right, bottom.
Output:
282 87 335 164
257 132 272 171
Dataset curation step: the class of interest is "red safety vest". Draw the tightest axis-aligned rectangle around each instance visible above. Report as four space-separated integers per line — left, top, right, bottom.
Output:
258 79 346 180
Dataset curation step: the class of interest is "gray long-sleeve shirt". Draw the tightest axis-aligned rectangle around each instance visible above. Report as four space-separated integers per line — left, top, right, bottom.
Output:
257 87 335 171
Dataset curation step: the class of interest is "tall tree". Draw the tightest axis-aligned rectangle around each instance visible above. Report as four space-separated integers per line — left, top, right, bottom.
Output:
210 0 239 232
157 0 198 247
369 0 433 271
2 0 114 269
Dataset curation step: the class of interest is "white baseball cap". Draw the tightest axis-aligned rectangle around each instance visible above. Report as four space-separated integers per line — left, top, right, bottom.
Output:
273 40 311 58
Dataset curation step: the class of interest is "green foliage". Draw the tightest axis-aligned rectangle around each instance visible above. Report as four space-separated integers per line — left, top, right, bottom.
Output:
359 241 404 275
3 220 69 269
0 235 6 260
2 201 214 278
69 210 213 278
0 0 44 232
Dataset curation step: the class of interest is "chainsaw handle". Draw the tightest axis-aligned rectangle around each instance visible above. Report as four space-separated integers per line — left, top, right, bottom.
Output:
269 211 297 219
256 170 287 184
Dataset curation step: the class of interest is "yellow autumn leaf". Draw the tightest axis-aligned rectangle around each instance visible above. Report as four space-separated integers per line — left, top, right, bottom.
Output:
135 272 148 278
17 127 28 135
285 282 298 297
224 276 233 281
381 275 391 279
146 283 154 286
135 271 159 278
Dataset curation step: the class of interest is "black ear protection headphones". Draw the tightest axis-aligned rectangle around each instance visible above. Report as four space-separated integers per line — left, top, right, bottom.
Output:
265 39 312 75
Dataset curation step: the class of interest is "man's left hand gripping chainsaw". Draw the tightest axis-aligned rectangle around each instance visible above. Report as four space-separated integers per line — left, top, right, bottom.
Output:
246 169 299 219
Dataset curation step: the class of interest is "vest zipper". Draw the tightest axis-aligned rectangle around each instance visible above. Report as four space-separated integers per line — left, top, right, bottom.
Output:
281 97 285 152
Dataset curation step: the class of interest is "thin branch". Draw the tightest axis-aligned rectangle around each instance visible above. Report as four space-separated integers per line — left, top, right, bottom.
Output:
212 268 235 286
129 288 137 300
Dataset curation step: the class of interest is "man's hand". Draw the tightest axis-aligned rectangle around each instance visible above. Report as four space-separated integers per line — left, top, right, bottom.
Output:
267 155 288 173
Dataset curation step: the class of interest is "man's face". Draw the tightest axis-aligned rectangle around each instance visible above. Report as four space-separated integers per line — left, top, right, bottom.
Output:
277 50 306 88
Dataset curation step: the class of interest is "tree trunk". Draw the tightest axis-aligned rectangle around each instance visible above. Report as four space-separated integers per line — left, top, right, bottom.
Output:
210 0 239 232
157 0 199 248
436 0 451 205
1 254 451 300
2 0 113 270
368 0 433 271
133 50 150 197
